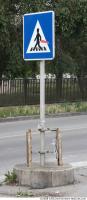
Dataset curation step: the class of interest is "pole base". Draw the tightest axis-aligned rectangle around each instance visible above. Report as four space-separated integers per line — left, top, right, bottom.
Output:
14 162 74 189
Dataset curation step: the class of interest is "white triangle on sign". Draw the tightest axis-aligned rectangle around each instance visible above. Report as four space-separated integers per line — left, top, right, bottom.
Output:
26 20 50 53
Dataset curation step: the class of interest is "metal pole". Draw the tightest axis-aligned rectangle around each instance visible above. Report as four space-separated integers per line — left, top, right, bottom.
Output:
40 60 45 166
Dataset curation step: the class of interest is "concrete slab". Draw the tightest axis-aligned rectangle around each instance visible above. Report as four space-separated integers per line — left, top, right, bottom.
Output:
14 162 74 188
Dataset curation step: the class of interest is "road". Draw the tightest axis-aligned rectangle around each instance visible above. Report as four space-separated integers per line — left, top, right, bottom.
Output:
0 114 87 175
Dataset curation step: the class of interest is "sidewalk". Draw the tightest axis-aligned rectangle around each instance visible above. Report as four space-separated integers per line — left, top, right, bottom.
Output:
0 167 87 197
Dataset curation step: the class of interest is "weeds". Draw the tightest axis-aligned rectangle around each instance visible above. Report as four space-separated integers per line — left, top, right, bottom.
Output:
16 189 33 197
0 102 87 118
4 170 17 185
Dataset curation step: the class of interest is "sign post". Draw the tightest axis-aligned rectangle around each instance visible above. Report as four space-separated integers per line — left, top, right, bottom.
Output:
23 11 55 166
40 60 45 165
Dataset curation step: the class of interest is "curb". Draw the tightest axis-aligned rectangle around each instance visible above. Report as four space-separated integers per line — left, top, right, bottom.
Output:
0 112 87 123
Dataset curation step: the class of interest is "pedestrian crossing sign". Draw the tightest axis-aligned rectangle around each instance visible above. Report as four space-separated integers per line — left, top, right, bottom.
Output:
23 11 55 60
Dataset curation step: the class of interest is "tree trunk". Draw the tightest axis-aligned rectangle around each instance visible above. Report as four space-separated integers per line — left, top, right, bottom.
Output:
0 73 2 86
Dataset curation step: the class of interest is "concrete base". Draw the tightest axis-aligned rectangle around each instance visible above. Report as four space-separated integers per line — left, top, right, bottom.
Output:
14 162 74 189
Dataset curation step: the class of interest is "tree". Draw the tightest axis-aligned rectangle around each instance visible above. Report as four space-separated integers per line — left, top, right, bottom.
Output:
45 0 87 75
0 0 87 81
45 0 87 97
0 0 10 78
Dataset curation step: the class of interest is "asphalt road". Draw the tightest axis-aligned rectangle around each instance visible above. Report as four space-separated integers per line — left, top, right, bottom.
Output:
0 114 87 175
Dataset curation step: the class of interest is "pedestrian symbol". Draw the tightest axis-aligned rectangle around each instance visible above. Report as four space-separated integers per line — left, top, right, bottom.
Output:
26 20 50 54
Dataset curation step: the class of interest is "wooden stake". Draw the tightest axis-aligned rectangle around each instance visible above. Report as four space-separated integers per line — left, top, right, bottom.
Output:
26 129 32 167
56 128 63 166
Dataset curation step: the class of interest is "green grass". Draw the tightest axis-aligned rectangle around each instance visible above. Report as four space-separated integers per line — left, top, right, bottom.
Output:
0 102 87 118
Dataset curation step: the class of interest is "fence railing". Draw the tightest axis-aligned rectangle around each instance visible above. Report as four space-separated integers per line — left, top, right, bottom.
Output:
0 77 87 106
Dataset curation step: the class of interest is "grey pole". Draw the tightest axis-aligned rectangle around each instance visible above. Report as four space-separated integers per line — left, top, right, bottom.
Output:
40 60 45 166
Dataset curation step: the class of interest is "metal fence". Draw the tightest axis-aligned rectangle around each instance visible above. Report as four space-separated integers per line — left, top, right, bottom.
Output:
0 77 87 106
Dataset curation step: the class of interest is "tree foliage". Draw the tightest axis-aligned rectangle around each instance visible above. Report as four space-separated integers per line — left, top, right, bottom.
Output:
0 0 87 78
46 0 87 77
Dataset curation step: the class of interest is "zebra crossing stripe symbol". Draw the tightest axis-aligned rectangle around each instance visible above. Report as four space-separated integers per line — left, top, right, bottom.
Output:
26 20 50 53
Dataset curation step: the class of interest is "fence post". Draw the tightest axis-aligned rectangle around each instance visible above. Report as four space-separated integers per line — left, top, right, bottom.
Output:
24 78 27 105
26 129 32 167
56 128 63 166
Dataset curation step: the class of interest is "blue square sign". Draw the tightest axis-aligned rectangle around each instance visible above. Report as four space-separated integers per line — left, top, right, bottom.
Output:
23 11 55 60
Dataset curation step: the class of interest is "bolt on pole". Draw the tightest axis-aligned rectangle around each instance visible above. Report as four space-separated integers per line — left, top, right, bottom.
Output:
40 60 45 166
